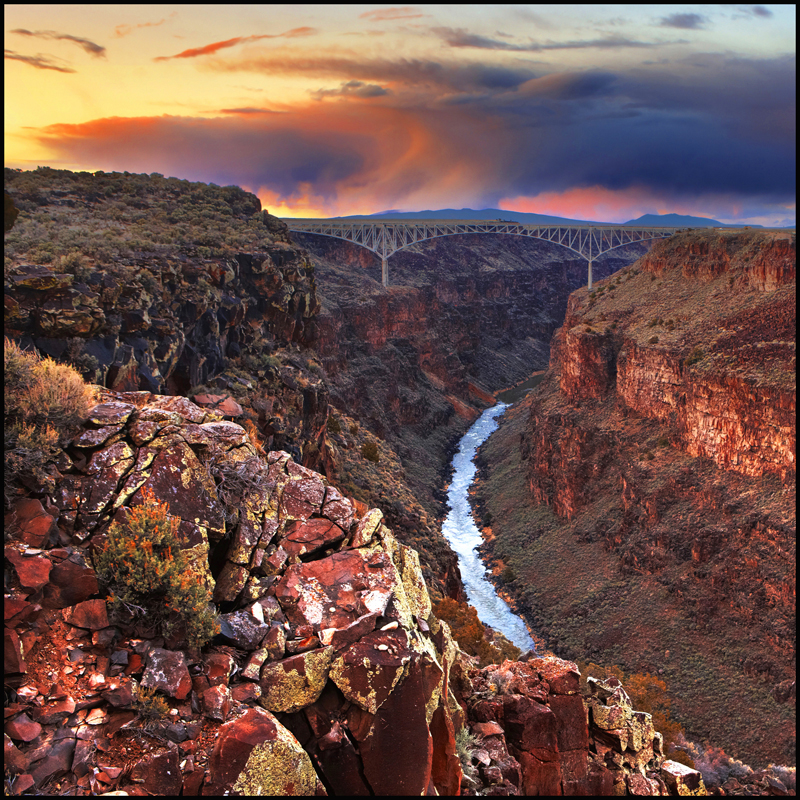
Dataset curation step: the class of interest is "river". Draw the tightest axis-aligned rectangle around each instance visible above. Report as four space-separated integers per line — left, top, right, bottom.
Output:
440 402 536 653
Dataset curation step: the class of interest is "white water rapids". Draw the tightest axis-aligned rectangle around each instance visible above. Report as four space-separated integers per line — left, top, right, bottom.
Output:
440 402 536 653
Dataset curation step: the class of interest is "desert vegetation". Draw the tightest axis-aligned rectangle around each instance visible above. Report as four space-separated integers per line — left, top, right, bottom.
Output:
434 596 521 666
4 167 273 269
93 487 219 649
4 337 96 506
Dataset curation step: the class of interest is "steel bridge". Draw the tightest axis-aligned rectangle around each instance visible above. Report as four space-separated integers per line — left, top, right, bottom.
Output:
283 218 682 288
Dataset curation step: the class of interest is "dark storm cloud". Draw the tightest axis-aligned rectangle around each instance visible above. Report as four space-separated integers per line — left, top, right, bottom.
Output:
658 13 707 29
10 28 106 57
4 49 76 72
312 80 391 99
31 50 794 215
33 114 375 201
433 27 676 51
211 53 538 93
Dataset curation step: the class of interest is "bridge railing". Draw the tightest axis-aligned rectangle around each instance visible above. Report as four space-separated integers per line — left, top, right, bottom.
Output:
284 218 681 288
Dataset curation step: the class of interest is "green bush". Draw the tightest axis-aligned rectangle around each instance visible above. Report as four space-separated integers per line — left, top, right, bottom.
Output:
327 414 342 434
133 684 170 729
684 346 705 367
361 440 380 463
93 488 219 649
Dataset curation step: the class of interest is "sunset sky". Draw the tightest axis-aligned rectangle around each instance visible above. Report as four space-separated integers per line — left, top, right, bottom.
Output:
4 4 796 225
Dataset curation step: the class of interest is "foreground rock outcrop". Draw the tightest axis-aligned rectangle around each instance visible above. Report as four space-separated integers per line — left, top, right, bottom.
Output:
5 390 716 795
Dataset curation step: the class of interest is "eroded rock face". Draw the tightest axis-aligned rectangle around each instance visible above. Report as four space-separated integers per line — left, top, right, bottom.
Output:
3 392 467 795
513 228 796 768
458 661 708 796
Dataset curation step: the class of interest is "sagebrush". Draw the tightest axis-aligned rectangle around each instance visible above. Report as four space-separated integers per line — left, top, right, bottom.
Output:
93 488 218 649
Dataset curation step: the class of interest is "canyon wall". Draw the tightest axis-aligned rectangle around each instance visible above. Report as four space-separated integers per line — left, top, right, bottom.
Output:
295 231 649 516
6 390 712 796
502 229 795 766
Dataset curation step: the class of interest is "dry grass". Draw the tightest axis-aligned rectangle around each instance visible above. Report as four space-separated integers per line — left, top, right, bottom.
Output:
5 338 96 433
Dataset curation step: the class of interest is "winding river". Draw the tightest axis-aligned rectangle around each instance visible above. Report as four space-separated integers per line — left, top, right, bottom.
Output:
440 402 536 653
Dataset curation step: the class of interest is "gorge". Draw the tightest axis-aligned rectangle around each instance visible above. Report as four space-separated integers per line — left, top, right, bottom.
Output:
3 169 795 795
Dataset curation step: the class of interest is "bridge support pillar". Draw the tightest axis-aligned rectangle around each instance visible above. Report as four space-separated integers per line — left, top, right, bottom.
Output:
381 257 388 288
588 259 593 290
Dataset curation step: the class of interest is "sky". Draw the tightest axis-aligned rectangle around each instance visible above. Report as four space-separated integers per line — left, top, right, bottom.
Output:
4 4 796 226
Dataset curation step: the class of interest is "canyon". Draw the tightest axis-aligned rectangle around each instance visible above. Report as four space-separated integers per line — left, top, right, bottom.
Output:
3 169 795 795
474 230 795 768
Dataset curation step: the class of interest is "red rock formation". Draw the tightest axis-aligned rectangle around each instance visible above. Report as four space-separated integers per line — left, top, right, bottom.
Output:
514 229 795 766
3 392 467 795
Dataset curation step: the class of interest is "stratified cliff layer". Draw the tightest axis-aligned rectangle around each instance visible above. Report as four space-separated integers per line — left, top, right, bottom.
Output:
476 229 796 767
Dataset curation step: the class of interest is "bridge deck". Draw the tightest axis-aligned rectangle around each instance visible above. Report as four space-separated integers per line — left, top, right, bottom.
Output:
284 218 682 288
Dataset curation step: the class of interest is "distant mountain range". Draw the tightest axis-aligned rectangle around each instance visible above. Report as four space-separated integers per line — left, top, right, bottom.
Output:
333 208 763 228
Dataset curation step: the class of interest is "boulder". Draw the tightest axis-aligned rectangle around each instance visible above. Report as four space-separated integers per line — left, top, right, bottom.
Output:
204 707 324 795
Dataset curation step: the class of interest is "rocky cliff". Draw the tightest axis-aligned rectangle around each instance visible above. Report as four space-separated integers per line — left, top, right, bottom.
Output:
475 230 796 768
294 231 650 518
4 168 328 474
5 390 715 796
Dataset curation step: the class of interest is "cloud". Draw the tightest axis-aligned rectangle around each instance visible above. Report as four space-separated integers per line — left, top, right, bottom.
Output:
114 12 177 38
359 7 427 21
219 107 280 115
658 13 706 29
154 28 315 61
10 28 105 57
207 53 537 93
728 5 773 18
24 50 794 225
4 49 76 73
433 27 678 51
312 80 391 99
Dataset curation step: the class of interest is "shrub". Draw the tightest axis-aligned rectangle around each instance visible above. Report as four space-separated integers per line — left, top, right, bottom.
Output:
327 414 342 434
361 440 380 463
434 597 520 667
684 346 705 367
502 565 516 583
4 338 95 434
648 336 659 345
5 339 95 505
455 727 478 782
93 488 218 649
349 423 359 435
4 423 61 507
133 684 170 730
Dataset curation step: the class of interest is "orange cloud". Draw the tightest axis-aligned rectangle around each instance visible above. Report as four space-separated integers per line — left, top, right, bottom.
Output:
154 28 315 61
114 13 177 38
500 186 661 222
359 7 426 22
499 186 738 223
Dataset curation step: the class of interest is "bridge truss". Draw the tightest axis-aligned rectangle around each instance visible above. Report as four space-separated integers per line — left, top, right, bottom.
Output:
284 219 680 288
